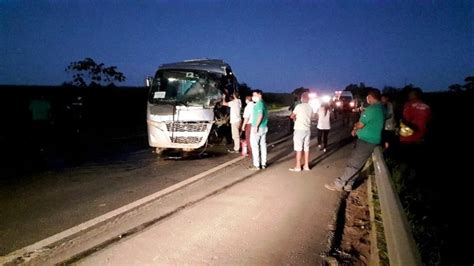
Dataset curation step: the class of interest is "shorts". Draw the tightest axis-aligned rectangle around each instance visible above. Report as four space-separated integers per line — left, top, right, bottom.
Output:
293 129 311 151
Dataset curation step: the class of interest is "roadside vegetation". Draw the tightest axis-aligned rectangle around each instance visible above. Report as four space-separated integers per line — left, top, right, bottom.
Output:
1 61 471 264
381 79 472 265
0 82 291 180
327 76 472 265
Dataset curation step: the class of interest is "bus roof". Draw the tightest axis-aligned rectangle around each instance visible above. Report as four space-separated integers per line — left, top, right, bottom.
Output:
158 59 232 75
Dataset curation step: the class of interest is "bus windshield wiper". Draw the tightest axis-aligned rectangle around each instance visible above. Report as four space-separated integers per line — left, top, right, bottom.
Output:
156 98 188 107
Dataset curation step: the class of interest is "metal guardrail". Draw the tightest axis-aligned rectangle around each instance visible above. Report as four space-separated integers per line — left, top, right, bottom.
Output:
371 146 422 266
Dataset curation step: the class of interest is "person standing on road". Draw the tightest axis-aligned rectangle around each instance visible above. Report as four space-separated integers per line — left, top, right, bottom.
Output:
29 95 52 154
289 92 313 171
222 92 242 153
316 103 331 153
399 87 431 145
381 94 396 151
395 87 432 179
249 90 268 170
288 96 300 133
325 89 385 192
241 94 254 158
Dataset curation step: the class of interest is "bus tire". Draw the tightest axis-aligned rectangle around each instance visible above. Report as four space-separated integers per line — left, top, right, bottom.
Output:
154 148 164 156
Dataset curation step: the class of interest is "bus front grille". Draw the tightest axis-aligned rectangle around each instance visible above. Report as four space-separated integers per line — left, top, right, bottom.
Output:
166 122 208 133
170 136 203 144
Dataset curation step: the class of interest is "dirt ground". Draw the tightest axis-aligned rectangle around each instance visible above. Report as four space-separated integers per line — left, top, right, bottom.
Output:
338 180 372 265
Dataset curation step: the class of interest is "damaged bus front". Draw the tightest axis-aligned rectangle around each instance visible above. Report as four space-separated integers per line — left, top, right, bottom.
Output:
146 59 238 154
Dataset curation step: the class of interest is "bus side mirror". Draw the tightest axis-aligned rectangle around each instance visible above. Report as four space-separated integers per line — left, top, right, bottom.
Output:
145 76 153 87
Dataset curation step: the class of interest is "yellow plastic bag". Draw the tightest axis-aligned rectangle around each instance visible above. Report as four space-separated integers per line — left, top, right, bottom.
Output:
399 121 414 137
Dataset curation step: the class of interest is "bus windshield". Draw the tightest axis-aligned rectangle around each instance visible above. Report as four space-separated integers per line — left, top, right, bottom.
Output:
149 70 223 107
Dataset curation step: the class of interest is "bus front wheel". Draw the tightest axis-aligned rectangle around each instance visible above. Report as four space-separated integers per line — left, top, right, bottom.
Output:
154 148 164 156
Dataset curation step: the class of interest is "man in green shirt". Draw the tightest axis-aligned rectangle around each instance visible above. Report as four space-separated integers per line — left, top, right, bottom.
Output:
29 95 52 153
29 96 51 122
325 89 385 191
249 89 269 170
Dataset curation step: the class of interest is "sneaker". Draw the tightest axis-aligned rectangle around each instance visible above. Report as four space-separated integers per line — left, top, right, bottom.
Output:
303 166 310 171
318 145 322 151
324 183 343 192
289 167 301 172
323 148 327 153
228 149 239 153
261 165 266 169
248 165 260 171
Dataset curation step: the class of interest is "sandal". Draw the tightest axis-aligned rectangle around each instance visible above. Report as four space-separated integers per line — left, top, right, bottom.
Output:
289 167 301 172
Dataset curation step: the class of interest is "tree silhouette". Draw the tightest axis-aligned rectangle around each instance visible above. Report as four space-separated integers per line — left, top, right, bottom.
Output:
345 83 369 99
464 76 474 92
65 58 126 87
344 83 358 92
448 84 462 92
238 83 252 97
291 87 309 97
401 84 415 95
382 86 400 95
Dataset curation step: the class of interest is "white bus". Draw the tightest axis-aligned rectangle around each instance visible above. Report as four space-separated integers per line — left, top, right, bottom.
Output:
145 59 238 155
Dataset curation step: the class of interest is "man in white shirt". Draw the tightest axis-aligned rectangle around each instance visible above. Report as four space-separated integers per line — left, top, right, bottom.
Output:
222 93 242 153
289 92 313 171
241 95 254 157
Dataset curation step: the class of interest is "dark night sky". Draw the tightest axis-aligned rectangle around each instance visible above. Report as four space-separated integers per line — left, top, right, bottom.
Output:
1 0 473 92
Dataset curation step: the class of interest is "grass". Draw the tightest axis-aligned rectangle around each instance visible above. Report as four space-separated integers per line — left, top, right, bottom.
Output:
369 172 390 265
267 103 288 110
385 156 443 265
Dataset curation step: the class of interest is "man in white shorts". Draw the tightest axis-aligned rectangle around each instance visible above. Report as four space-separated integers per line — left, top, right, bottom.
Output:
289 92 313 171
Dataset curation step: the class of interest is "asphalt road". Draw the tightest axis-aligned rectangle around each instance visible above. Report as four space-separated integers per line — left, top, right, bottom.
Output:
1 112 356 264
0 111 294 255
74 121 354 265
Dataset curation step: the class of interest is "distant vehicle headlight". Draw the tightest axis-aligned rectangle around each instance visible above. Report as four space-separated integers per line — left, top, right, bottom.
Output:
321 95 331 103
349 101 355 107
335 101 342 107
309 99 321 112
